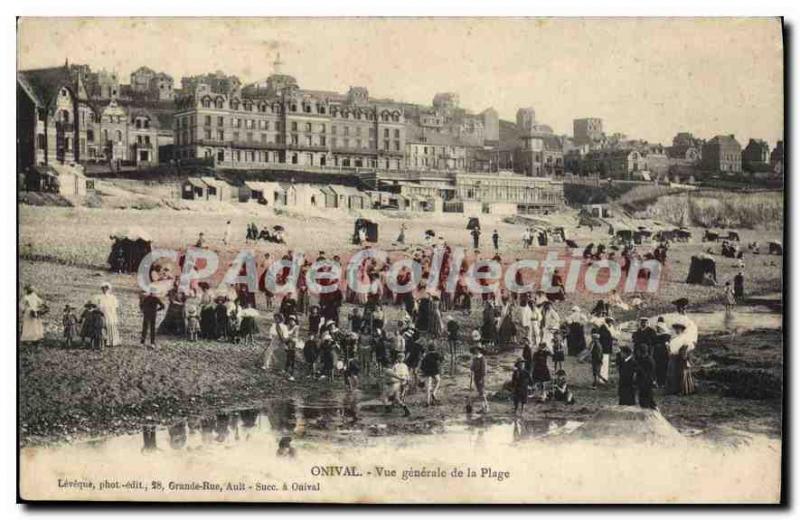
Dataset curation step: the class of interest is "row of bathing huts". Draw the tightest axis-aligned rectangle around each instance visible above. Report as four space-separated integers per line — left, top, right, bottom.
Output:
181 176 448 213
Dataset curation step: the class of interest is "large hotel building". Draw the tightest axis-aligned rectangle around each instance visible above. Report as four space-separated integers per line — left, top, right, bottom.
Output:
172 64 506 173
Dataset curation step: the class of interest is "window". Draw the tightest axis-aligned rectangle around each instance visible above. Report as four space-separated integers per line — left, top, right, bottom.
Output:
306 136 313 146
115 130 122 142
304 104 311 113
320 136 326 146
204 115 211 127
394 140 400 151
261 134 268 143
247 132 253 142
291 121 298 131
384 128 389 138
217 130 224 141
356 127 362 136
319 124 326 134
37 134 46 149
357 139 362 148
202 98 211 108
246 119 254 129
394 129 400 138
204 129 212 140
331 125 337 135
233 132 240 141
87 130 94 143
218 116 224 126
305 122 312 132
384 140 389 150
332 138 338 148
344 127 350 136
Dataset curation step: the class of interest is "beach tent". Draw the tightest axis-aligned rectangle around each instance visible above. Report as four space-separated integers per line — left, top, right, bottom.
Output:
686 255 717 285
108 227 153 273
353 218 379 244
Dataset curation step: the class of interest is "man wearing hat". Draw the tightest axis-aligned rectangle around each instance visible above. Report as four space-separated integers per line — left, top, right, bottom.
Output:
139 288 165 349
469 346 489 413
632 317 656 358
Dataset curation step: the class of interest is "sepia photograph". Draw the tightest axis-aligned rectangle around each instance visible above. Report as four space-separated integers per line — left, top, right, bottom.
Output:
16 16 785 504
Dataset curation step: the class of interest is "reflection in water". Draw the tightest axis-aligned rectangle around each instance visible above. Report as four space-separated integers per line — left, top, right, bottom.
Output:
168 421 187 450
128 398 587 465
141 425 158 454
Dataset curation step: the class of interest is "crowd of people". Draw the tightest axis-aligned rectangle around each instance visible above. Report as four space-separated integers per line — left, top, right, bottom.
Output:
20 223 715 420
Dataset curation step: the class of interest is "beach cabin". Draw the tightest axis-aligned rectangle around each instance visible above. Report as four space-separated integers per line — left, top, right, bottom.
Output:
182 177 209 200
319 185 340 208
241 180 281 205
292 184 324 208
199 176 233 202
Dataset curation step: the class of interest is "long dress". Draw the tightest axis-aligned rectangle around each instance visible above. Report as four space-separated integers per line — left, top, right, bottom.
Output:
97 292 120 346
678 345 696 395
20 293 45 343
566 321 587 356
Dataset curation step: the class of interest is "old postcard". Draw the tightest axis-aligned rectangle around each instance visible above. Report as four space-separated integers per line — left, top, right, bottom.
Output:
17 17 784 504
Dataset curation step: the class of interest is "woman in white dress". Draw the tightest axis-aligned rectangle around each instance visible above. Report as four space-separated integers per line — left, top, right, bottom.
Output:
20 285 46 344
96 282 121 347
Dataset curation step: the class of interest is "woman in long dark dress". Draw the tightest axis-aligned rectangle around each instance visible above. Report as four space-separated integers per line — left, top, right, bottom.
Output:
678 344 696 395
531 344 552 398
635 344 657 409
616 346 637 405
565 306 587 356
666 322 696 395
652 320 671 388
158 288 186 336
496 298 517 349
480 301 497 346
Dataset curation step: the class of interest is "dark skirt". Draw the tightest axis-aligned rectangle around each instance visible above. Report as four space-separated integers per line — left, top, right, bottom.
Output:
566 323 586 356
618 385 636 405
240 316 258 336
200 306 216 338
158 303 185 336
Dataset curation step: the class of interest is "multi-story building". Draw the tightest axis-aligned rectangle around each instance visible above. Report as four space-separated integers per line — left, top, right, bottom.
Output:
742 138 770 172
495 109 563 176
17 62 164 170
173 73 407 170
580 148 648 179
702 134 742 173
573 117 604 147
173 65 507 172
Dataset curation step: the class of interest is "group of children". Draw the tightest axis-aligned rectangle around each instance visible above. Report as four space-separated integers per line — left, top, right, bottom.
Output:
61 302 107 350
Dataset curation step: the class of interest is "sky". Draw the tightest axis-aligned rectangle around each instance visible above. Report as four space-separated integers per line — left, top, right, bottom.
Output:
18 17 784 146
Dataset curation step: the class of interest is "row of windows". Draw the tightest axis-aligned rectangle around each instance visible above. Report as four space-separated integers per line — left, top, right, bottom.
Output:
198 96 403 122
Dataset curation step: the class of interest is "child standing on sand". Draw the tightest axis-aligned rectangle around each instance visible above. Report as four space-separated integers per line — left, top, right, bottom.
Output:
62 304 79 348
186 307 200 342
